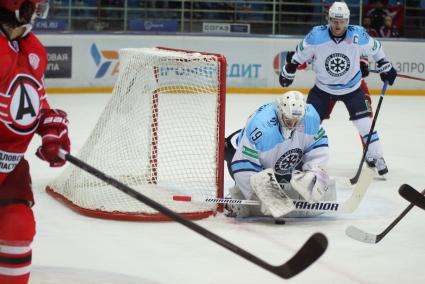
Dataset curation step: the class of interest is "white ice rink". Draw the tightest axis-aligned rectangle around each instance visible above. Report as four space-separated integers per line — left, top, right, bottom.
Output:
28 92 425 284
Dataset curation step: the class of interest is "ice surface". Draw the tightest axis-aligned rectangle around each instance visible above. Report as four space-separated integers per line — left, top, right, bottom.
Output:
29 93 425 284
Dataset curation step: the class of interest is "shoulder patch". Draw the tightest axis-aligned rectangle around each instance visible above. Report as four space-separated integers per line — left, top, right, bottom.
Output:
242 146 259 159
314 127 325 140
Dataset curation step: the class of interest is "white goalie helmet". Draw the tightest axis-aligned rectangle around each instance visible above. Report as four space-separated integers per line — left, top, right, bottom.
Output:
328 1 350 24
275 91 306 139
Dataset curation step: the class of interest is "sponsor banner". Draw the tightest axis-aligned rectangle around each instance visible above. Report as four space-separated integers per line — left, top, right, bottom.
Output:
37 34 425 91
128 20 178 32
203 23 250 34
0 150 23 173
34 19 67 31
45 47 72 78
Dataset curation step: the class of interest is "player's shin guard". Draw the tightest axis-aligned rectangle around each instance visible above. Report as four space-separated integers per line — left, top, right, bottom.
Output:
352 117 388 175
0 204 35 284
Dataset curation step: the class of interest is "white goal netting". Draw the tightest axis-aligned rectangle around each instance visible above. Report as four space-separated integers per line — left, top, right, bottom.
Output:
46 47 226 220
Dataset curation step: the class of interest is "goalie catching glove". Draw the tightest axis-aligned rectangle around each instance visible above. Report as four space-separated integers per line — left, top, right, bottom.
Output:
290 168 329 204
36 109 70 167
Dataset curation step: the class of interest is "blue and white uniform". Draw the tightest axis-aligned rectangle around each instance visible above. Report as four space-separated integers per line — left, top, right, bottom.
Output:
230 103 328 200
293 25 385 95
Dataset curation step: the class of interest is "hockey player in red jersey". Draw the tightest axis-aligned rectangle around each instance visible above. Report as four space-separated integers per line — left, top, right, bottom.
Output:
0 1 70 283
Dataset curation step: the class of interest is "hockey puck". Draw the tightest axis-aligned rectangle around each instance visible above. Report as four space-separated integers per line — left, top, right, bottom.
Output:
274 219 285 225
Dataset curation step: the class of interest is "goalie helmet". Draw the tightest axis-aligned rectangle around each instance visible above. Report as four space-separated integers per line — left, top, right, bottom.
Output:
275 91 306 139
328 1 350 34
0 0 49 36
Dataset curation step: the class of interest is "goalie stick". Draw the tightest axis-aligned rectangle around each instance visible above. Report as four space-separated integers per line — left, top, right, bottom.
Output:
174 166 374 214
399 185 425 211
57 149 327 279
350 81 388 185
345 185 425 244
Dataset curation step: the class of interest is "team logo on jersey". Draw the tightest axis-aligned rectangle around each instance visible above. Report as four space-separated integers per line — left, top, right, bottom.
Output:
29 53 40 70
3 75 42 135
274 148 303 175
325 53 351 77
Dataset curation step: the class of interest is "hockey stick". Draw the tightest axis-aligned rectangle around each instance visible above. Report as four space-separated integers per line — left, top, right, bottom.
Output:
399 184 425 211
345 185 425 244
174 166 374 214
370 69 425 82
57 149 327 279
350 81 388 185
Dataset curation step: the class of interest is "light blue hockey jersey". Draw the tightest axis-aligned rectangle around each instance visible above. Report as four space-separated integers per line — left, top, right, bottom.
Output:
231 103 329 199
293 25 386 95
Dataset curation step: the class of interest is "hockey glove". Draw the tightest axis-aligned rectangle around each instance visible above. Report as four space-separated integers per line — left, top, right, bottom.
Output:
279 65 296 87
279 52 300 88
360 60 369 78
36 109 70 167
377 59 397 85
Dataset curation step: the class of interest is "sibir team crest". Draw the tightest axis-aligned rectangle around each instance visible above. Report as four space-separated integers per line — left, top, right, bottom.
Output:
274 148 303 175
325 53 350 77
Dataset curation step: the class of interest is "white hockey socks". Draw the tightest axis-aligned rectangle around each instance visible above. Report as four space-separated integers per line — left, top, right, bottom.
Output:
250 168 295 218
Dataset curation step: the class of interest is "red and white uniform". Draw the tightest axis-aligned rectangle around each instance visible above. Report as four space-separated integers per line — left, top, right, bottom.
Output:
0 29 48 284
0 29 49 201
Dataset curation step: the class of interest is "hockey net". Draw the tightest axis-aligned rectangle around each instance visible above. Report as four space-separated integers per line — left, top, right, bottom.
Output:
46 47 226 221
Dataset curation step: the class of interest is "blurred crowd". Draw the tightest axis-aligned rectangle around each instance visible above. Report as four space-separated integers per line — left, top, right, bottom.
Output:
47 0 425 38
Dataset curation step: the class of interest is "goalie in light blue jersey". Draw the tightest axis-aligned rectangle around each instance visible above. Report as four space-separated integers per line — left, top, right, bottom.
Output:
224 91 335 218
280 1 398 176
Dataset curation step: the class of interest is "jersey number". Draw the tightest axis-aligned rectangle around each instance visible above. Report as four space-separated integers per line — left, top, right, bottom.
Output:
250 127 262 141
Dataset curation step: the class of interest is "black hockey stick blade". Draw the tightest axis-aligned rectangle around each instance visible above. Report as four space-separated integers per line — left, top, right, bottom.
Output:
273 232 328 278
346 184 425 244
58 150 327 279
350 81 388 185
399 184 425 211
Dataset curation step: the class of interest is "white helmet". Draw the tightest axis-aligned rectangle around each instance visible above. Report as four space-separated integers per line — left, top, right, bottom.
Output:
275 91 306 139
328 1 350 24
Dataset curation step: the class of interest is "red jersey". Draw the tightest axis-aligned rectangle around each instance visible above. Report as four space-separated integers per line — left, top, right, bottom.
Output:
0 30 49 182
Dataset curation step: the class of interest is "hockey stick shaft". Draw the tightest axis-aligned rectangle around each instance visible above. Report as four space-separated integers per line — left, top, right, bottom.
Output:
350 81 388 184
346 185 425 243
370 69 425 82
374 186 425 242
58 149 327 279
378 187 425 239
176 166 374 214
399 185 425 211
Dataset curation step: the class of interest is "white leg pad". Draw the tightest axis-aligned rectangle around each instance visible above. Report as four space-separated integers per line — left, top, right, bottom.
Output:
291 169 330 204
250 168 295 218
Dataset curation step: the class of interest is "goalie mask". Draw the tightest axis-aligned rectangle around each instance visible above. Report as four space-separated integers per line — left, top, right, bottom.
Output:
0 0 49 37
328 1 350 36
275 91 306 139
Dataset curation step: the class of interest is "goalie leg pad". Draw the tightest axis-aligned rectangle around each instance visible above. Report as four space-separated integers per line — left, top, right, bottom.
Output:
0 204 35 284
225 186 252 218
250 169 295 218
291 169 330 204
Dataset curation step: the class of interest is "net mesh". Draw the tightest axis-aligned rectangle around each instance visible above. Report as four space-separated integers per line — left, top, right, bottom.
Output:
46 47 225 220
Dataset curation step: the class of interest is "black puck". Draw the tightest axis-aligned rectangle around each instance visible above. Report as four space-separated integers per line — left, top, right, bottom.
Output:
274 219 285 225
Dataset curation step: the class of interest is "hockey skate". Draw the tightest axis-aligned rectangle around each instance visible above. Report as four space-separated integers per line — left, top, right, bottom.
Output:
366 157 388 176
